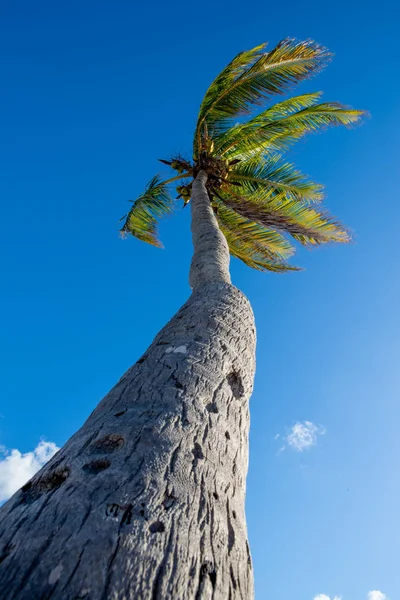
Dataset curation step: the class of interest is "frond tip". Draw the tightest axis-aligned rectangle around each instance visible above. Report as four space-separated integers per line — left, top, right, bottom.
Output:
195 37 333 148
120 175 173 247
215 96 365 159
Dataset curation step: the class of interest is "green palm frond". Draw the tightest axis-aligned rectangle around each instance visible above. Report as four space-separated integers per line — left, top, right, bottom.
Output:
121 37 364 272
248 91 324 119
218 186 350 246
120 175 174 247
215 99 364 158
227 155 324 202
194 43 267 155
214 200 298 272
195 38 332 147
213 92 323 155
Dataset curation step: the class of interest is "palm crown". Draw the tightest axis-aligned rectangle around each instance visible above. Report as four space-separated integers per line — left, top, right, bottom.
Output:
120 38 364 272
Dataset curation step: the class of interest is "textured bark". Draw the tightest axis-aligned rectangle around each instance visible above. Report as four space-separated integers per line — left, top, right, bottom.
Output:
0 282 256 599
189 170 231 290
0 172 256 599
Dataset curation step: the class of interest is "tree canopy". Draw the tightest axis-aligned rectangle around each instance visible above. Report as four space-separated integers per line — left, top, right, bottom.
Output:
120 38 365 272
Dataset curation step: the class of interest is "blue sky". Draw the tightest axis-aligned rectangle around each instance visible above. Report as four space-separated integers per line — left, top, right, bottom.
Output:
0 1 399 598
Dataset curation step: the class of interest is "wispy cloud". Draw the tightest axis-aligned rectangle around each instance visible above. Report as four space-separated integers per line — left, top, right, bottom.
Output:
367 591 387 600
0 440 59 502
312 590 388 600
277 420 326 452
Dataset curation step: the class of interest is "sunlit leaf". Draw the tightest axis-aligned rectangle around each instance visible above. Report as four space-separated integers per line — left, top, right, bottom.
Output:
214 200 298 272
195 38 332 143
120 175 173 247
215 96 364 158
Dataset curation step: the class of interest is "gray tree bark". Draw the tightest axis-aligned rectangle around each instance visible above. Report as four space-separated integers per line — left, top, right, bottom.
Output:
189 170 231 290
0 171 256 599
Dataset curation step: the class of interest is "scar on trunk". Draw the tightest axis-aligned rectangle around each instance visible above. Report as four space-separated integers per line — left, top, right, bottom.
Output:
19 467 70 504
91 434 125 453
82 458 111 474
227 371 245 398
162 493 176 510
199 561 217 590
114 409 127 417
192 443 205 461
149 521 165 533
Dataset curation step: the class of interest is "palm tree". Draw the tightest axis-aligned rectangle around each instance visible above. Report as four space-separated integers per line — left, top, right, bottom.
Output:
0 38 364 600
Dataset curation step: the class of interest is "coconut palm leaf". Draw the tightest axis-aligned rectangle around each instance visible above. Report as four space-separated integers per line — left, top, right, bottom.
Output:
194 43 267 155
120 175 174 247
218 185 349 245
196 43 267 124
214 200 298 272
216 100 364 158
227 155 324 202
213 92 323 156
248 92 324 119
195 38 332 145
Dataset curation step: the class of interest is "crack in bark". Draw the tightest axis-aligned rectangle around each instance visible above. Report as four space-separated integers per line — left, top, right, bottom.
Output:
195 561 217 600
0 540 15 565
99 535 121 600
76 504 92 535
11 532 56 598
168 440 183 478
151 521 175 599
59 548 85 595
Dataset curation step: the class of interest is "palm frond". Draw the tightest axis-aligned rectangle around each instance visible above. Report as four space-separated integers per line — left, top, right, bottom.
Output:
195 38 332 143
120 175 173 247
219 186 350 245
214 92 323 155
228 155 324 202
216 99 364 158
248 91 323 119
194 43 267 155
214 200 298 272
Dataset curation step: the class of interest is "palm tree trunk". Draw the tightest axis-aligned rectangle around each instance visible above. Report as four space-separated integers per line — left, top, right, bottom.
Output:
189 169 231 290
0 171 256 599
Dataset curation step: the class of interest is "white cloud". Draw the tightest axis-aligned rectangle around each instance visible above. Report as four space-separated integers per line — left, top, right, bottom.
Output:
284 420 325 452
367 591 387 600
0 440 59 502
312 590 388 600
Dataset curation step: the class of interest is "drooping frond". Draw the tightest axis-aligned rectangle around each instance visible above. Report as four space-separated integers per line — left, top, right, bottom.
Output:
218 185 350 246
215 98 365 159
195 38 332 146
214 200 298 272
228 155 324 202
120 175 174 247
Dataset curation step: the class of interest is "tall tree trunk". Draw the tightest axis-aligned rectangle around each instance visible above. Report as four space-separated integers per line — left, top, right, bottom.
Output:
0 171 256 599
